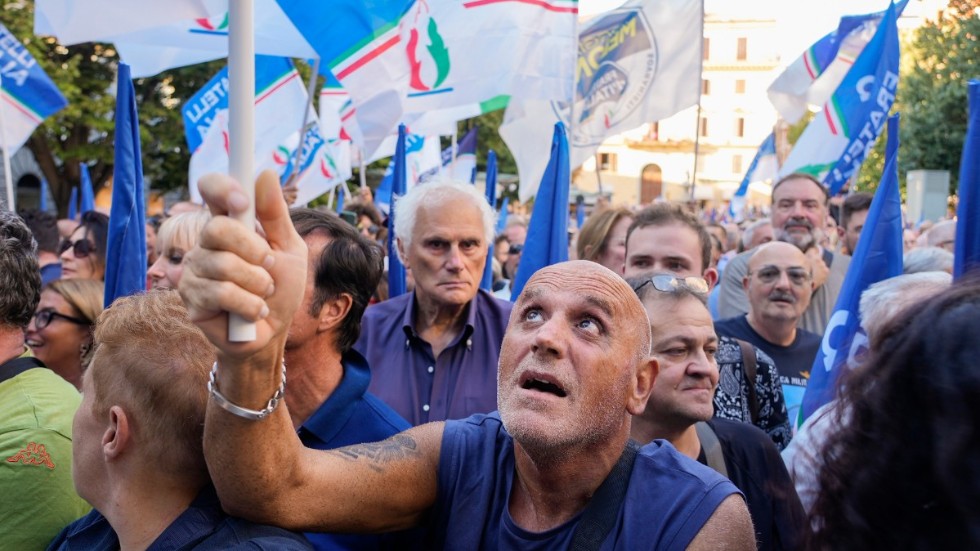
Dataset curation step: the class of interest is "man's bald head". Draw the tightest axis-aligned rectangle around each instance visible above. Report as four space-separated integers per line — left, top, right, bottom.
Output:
749 241 808 272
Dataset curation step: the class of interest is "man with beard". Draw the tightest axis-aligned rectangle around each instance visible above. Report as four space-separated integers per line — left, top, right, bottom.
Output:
178 171 756 550
715 242 822 427
718 174 850 334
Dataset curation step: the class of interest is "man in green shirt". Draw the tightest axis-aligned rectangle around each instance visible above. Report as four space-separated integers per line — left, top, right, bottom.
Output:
0 210 89 549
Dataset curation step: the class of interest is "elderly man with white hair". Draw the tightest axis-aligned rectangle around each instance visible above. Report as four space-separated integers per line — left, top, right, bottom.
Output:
781 271 953 512
354 180 512 425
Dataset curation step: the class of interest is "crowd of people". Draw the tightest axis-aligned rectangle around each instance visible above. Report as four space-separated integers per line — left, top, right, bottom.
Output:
1 169 977 550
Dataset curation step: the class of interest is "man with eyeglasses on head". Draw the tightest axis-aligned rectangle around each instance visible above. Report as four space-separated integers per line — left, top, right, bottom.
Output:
624 204 792 450
628 273 807 551
715 241 822 428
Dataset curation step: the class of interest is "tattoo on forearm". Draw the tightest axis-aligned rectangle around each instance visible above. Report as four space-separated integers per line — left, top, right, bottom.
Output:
330 434 421 472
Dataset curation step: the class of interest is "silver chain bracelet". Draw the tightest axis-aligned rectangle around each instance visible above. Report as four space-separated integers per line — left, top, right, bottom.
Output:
208 361 286 421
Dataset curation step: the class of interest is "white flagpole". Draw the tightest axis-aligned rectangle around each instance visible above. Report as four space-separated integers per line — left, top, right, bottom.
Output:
450 128 458 176
690 0 705 203
228 0 256 342
0 74 16 211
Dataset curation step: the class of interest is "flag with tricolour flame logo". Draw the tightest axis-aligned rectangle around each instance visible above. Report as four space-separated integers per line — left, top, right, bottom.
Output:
268 124 351 207
0 22 67 153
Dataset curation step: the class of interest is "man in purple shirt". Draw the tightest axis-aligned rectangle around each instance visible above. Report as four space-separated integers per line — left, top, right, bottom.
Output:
355 180 512 425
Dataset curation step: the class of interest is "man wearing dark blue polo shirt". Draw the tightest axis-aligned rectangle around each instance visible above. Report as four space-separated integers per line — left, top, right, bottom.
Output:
355 181 512 425
286 210 412 550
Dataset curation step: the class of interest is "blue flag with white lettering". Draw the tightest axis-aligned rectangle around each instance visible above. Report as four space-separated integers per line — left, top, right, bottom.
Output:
511 122 569 301
954 80 980 279
481 149 498 291
779 1 901 196
104 63 146 307
0 22 67 152
801 113 904 423
387 124 408 298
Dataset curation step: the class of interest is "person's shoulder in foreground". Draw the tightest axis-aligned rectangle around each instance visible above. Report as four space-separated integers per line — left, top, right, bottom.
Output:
47 485 312 550
430 412 745 550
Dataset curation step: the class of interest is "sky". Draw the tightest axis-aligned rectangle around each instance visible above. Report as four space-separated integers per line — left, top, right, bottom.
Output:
578 0 927 65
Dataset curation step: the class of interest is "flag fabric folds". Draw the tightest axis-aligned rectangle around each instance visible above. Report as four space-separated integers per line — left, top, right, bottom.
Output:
278 0 576 160
103 63 147 307
184 56 313 203
778 1 900 195
34 0 216 46
481 149 498 292
0 23 68 153
67 186 78 220
501 0 701 201
954 80 980 279
80 163 95 214
375 133 441 214
800 113 904 424
276 124 350 207
496 196 509 236
729 133 777 220
388 124 409 298
510 122 570 300
419 126 478 184
767 0 908 124
110 1 316 78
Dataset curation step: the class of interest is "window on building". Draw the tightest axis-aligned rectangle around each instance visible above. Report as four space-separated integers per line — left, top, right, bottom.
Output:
598 152 618 172
732 155 743 175
735 79 746 94
699 117 708 137
702 79 710 95
737 37 747 61
703 37 710 61
735 117 745 138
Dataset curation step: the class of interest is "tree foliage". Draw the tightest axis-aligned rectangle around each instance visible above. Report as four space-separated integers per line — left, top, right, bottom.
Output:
898 0 979 195
1 1 223 217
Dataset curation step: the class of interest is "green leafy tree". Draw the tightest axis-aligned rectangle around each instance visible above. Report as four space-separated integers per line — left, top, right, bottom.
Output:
899 0 979 195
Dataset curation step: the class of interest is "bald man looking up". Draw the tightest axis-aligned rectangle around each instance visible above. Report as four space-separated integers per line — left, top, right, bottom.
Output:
178 171 756 550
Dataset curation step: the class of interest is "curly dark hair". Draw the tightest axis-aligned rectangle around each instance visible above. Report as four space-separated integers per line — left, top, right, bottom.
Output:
808 274 980 549
0 211 41 329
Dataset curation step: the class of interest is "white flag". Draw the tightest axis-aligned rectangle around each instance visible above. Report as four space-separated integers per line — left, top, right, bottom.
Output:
501 0 702 201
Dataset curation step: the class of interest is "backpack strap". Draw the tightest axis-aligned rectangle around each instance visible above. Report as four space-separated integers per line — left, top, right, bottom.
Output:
570 440 640 551
695 422 729 479
0 356 45 385
735 338 760 425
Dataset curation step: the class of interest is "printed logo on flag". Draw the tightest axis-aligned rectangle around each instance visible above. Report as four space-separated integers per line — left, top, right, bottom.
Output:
550 9 655 148
404 4 452 98
192 13 229 34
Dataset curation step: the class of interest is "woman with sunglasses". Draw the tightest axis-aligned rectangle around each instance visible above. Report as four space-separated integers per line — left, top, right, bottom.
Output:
148 210 211 290
25 279 104 389
59 211 109 281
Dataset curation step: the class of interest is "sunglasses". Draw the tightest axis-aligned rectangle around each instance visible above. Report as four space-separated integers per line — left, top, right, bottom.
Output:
508 243 524 255
32 308 90 330
59 239 96 259
749 266 811 286
632 274 709 295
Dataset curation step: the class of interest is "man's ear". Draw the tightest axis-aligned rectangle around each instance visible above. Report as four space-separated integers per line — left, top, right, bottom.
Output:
103 406 131 461
317 293 353 333
702 267 719 289
628 356 659 416
395 237 409 269
742 274 751 293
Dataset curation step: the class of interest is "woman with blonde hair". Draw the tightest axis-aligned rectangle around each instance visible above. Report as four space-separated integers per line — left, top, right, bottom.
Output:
576 206 633 273
24 279 104 389
148 211 211 290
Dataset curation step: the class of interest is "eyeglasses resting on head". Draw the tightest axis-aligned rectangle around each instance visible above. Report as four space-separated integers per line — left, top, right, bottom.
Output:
59 238 95 259
632 274 709 295
32 308 90 330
